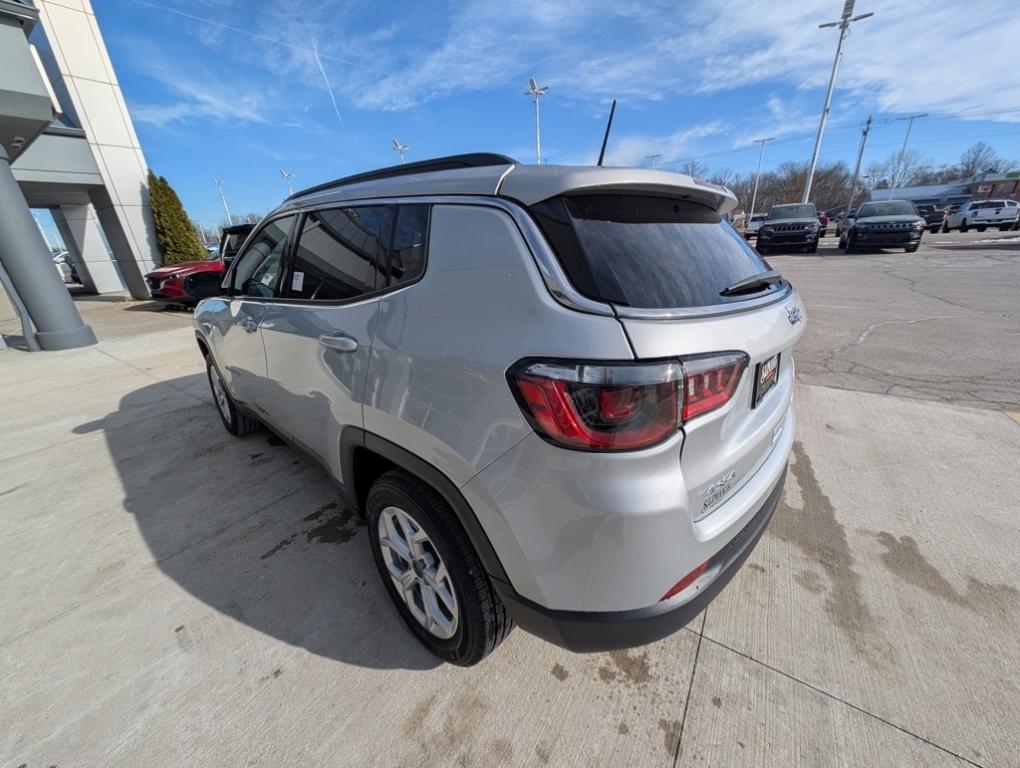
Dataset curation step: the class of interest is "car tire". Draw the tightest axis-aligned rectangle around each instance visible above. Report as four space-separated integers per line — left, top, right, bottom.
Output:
366 469 512 666
942 222 950 233
998 225 1010 232
929 225 939 234
905 243 919 253
756 245 768 255
206 359 260 436
976 226 986 232
805 242 818 253
960 220 969 233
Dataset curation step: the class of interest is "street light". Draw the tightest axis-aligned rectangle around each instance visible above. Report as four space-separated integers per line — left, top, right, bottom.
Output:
748 137 774 229
392 138 410 165
801 0 874 203
280 169 295 196
524 77 549 164
211 177 232 225
890 114 928 189
644 154 662 169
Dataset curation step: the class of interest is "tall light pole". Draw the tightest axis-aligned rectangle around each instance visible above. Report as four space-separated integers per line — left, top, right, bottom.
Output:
525 77 549 164
890 114 927 189
801 0 874 203
392 138 410 165
847 114 873 211
280 169 295 196
211 177 232 225
748 137 774 228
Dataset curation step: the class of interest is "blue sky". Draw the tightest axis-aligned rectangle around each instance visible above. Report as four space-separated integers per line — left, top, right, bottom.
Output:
93 0 1020 228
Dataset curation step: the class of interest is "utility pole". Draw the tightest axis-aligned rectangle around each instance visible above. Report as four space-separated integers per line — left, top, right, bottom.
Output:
211 177 232 225
846 114 872 211
279 169 295 196
644 154 662 169
802 0 874 203
747 137 774 229
890 113 927 189
525 77 549 164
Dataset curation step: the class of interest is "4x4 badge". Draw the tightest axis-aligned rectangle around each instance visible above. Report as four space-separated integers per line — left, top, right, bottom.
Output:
787 306 803 325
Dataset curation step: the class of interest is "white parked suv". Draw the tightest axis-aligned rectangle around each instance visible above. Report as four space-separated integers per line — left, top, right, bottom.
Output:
193 154 805 665
943 199 1019 232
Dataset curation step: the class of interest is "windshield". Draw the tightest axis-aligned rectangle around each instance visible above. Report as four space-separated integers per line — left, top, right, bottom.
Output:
858 201 916 217
767 204 816 220
532 195 776 310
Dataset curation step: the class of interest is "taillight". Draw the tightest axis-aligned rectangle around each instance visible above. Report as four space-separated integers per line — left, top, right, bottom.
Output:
508 352 748 451
681 353 749 421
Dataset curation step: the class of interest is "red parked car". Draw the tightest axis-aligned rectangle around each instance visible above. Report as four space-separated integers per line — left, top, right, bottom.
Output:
145 224 253 306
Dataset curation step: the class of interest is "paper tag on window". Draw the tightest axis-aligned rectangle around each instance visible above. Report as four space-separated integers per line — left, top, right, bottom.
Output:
291 271 304 292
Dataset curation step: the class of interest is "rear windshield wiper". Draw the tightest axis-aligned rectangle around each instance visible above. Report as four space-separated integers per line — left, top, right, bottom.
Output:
719 270 783 297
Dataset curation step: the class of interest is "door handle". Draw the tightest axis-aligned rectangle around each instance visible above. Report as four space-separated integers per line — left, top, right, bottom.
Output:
239 318 259 333
318 333 358 353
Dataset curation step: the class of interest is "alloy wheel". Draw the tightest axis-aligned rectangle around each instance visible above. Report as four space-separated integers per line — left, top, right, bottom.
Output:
378 505 459 639
209 366 232 425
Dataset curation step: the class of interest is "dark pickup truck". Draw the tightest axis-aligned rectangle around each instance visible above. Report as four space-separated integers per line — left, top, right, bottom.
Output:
915 204 946 233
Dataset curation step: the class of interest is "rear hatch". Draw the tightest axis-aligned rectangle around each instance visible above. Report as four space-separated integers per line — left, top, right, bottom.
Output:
530 192 804 523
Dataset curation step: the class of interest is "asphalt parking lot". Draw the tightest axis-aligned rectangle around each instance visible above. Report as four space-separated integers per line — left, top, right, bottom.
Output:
2 230 1018 767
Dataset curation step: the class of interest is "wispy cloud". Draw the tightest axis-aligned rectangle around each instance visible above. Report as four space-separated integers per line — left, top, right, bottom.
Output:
127 0 1020 133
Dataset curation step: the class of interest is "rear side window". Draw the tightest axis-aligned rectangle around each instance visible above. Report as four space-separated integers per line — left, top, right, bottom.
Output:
532 195 775 309
287 207 388 301
384 205 429 288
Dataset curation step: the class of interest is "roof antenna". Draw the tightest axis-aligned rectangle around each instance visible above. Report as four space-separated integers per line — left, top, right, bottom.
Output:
597 99 616 167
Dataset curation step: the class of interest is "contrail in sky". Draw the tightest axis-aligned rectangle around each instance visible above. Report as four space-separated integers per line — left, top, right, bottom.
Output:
312 36 345 128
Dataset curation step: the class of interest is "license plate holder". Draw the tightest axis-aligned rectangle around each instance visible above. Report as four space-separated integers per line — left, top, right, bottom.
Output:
752 353 780 408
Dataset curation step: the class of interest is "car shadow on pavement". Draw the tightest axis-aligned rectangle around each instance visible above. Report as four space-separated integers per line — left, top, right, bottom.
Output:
74 374 441 671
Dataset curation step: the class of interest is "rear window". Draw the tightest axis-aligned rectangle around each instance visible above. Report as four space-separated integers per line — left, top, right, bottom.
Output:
531 195 777 310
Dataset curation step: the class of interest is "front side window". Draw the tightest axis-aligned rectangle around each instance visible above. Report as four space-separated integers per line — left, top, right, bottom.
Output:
532 195 775 310
286 207 388 301
231 216 295 298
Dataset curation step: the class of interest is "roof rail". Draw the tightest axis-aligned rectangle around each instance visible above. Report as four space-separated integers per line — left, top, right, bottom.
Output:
286 153 516 202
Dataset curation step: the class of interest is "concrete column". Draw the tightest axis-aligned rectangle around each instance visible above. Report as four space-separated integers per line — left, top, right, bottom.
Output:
51 203 127 294
88 187 151 299
0 146 95 350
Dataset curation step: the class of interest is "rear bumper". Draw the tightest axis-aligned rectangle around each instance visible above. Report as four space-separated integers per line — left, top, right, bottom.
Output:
494 466 786 652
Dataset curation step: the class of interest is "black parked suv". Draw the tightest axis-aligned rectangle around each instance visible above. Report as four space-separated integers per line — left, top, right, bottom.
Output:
756 203 821 254
838 200 925 253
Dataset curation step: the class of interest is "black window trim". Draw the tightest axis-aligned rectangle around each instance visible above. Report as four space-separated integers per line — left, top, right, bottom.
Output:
272 202 431 308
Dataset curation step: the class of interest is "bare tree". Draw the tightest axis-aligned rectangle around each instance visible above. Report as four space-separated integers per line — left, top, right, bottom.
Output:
676 159 710 178
957 142 1002 178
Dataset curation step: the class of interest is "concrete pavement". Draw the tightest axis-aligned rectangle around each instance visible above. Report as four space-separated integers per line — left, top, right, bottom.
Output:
2 236 1019 766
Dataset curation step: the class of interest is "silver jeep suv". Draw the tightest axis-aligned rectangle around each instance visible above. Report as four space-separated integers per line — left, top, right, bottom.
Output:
194 154 805 665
